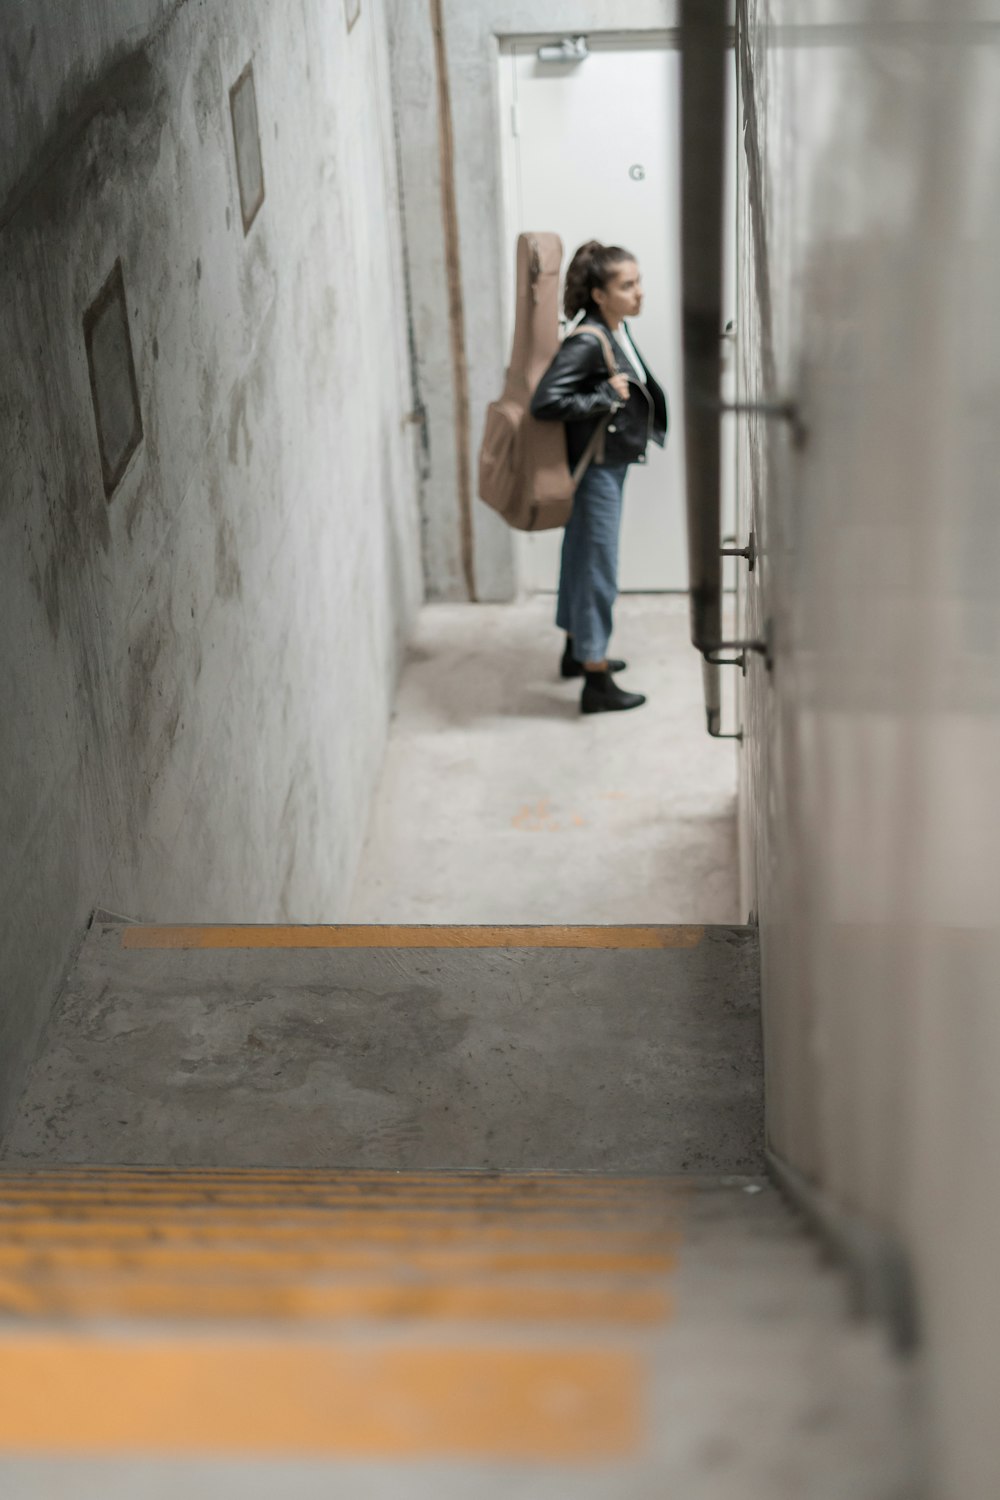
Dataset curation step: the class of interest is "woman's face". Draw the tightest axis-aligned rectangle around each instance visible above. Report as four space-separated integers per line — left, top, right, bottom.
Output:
594 260 643 322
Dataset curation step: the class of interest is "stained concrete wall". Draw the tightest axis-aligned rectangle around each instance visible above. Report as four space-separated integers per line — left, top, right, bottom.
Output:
0 0 423 1128
387 0 680 601
734 4 1000 1495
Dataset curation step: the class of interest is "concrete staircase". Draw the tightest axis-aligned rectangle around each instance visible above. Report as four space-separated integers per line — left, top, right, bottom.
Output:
0 922 913 1496
0 1165 678 1459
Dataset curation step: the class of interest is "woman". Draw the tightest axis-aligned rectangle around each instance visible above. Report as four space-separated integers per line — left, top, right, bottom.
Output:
531 241 668 714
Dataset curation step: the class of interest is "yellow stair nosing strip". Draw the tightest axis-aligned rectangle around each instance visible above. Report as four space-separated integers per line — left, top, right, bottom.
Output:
0 1338 644 1458
120 923 704 951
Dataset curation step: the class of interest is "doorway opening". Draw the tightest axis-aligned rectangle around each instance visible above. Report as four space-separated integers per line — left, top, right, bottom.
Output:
497 31 737 597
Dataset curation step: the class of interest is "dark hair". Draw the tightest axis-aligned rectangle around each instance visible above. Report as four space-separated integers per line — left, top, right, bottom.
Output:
563 241 636 319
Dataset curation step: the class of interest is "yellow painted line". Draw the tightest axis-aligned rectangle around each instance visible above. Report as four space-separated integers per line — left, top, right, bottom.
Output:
0 1175 679 1199
0 1244 675 1276
122 923 704 950
0 1199 677 1222
0 1169 677 1188
0 1202 679 1226
0 1224 680 1260
0 1218 677 1246
0 1168 685 1189
0 1201 670 1228
0 1212 677 1236
0 1276 671 1324
0 1194 677 1212
0 1191 676 1205
0 1337 643 1457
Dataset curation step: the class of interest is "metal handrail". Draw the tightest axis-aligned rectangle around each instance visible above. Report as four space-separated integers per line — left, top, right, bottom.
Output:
679 2 763 739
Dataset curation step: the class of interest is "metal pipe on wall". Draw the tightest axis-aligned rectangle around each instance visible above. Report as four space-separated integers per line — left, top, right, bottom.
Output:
679 0 730 734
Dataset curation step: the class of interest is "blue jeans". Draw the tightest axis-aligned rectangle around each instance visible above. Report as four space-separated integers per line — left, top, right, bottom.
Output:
556 463 628 663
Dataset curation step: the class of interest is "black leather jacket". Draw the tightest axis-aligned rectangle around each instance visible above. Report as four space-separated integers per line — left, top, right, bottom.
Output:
530 314 668 469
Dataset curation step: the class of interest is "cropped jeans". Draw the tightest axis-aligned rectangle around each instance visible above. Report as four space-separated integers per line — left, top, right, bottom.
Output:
555 462 628 663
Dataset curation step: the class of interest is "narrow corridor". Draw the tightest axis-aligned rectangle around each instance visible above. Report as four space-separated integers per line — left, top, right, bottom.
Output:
350 596 739 925
3 1 997 1492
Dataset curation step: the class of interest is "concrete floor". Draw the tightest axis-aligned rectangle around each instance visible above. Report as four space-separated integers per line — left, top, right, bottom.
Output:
349 596 740 925
3 922 762 1173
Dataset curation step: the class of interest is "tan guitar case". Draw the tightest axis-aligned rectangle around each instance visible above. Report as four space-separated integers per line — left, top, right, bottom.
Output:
477 233 615 531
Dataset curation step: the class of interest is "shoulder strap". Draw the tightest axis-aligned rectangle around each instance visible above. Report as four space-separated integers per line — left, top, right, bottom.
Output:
565 323 618 375
570 414 613 489
564 324 618 490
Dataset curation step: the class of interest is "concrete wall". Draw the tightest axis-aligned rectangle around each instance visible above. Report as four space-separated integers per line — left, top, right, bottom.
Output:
387 0 679 601
0 0 423 1128
735 4 1000 1495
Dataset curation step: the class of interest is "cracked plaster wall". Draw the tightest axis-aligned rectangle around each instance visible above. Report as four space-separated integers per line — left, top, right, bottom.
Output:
0 0 423 1127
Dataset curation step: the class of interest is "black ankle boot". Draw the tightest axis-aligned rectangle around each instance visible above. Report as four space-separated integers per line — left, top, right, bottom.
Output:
561 639 626 679
581 669 646 715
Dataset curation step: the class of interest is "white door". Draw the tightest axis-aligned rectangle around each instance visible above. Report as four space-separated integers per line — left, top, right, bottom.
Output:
499 36 736 593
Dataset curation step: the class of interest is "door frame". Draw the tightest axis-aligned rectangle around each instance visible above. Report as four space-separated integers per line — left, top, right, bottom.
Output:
496 31 681 355
495 31 738 594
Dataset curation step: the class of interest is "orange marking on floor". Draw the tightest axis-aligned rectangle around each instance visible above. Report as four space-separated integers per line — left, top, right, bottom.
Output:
0 1210 679 1237
0 1190 681 1215
0 1173 681 1200
121 923 704 950
0 1337 643 1457
0 1191 681 1217
0 1243 676 1276
0 1167 689 1188
0 1177 672 1199
0 1196 683 1222
0 1275 671 1324
0 1215 679 1247
0 1226 676 1263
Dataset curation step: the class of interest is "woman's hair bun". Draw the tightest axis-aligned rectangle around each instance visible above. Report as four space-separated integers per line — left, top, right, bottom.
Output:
564 240 635 319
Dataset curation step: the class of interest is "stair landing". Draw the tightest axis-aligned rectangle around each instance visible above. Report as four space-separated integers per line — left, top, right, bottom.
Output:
3 922 762 1173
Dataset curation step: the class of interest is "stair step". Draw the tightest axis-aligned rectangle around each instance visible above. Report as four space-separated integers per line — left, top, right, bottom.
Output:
0 1163 684 1459
0 1171 912 1485
0 1168 679 1325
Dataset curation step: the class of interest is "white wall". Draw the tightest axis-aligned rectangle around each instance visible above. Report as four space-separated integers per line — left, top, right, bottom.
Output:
0 0 423 1127
736 4 1000 1495
387 0 680 601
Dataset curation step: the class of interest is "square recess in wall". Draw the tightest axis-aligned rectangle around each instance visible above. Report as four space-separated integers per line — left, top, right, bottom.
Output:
344 0 361 31
83 258 143 499
229 61 265 234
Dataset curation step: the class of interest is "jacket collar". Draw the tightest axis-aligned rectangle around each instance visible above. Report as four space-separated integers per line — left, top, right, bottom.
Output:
582 309 612 331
